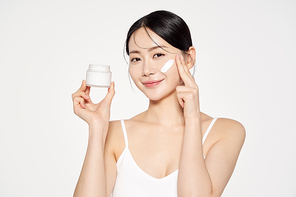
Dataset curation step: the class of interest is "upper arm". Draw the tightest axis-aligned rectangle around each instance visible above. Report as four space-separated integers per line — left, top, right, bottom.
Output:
104 121 120 197
205 119 245 196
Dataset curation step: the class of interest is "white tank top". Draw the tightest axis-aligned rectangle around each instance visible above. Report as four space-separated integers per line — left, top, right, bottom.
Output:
111 118 218 197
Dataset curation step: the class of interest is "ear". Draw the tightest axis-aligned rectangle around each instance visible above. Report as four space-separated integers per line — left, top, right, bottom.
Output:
185 46 196 69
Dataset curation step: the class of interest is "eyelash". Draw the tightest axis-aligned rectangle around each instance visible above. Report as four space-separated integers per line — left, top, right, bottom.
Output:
130 53 165 62
130 57 141 62
153 53 165 58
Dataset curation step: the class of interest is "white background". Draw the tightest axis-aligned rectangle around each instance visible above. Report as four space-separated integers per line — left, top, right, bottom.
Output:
0 0 295 196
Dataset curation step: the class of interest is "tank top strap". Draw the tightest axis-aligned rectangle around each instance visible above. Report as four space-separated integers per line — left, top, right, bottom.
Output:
120 120 129 148
202 118 218 144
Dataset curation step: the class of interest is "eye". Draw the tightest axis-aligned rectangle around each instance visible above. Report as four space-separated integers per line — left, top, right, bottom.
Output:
130 57 141 62
153 53 165 58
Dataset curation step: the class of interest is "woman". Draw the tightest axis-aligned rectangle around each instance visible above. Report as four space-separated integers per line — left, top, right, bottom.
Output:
72 10 245 197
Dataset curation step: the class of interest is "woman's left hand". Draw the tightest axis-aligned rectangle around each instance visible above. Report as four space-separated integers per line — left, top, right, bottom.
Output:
175 54 201 119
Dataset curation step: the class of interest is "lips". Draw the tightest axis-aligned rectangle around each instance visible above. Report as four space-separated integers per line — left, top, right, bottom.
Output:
142 79 164 87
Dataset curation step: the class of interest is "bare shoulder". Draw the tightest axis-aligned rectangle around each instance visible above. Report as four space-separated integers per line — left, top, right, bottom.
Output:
215 118 246 145
203 117 246 162
202 118 245 196
108 120 122 132
107 120 123 140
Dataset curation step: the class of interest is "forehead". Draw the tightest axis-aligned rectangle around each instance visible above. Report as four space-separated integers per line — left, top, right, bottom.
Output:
128 27 173 52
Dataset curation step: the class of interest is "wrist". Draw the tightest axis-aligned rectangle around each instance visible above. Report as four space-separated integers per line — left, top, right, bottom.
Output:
89 121 108 135
88 118 108 129
184 114 201 123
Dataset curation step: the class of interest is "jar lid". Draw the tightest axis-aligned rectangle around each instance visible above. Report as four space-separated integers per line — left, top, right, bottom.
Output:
88 64 110 71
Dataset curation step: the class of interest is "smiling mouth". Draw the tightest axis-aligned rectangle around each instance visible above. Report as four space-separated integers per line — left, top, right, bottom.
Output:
142 79 164 87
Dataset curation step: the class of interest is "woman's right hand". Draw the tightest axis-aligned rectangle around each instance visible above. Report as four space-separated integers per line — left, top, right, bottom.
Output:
72 80 115 127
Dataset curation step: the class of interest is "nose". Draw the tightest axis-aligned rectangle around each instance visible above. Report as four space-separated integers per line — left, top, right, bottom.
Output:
142 60 156 77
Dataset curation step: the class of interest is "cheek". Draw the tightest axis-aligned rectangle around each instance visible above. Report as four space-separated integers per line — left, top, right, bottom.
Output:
167 66 183 85
129 65 141 81
169 65 181 78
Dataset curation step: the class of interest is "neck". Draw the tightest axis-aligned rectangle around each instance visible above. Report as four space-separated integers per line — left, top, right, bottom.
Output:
144 91 185 126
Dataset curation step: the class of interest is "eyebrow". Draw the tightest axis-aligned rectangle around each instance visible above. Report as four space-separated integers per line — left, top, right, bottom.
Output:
129 45 168 55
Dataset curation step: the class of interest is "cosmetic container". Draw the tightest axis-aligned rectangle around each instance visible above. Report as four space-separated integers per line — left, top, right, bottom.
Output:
86 64 112 88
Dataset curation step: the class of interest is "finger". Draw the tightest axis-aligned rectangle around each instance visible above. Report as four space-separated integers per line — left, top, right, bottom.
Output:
176 55 191 84
72 92 91 104
82 93 90 101
176 92 186 108
72 80 87 100
103 82 115 105
176 87 199 105
72 80 91 100
176 86 195 94
178 98 184 108
72 90 91 102
80 80 87 91
177 91 195 109
176 55 195 87
76 80 87 94
74 97 86 109
84 86 91 102
178 55 197 87
180 55 190 76
85 85 91 95
180 55 192 78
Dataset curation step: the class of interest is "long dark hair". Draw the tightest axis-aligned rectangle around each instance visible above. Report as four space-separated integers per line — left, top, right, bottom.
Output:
125 10 193 55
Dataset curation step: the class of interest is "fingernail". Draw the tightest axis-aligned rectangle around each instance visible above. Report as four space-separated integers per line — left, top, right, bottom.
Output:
176 55 180 60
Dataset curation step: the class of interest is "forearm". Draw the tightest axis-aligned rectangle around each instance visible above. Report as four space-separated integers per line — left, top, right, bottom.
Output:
74 124 108 197
177 117 212 197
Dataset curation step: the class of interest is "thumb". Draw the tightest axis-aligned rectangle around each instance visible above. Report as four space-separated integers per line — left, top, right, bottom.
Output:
80 80 87 91
103 82 115 105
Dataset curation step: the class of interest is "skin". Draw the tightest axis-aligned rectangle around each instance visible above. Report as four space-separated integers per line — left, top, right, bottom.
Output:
72 27 245 197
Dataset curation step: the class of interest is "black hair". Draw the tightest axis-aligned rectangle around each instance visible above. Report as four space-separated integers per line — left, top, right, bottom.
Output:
125 10 193 55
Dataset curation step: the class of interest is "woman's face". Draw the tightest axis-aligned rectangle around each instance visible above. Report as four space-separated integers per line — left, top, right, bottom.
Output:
128 27 184 101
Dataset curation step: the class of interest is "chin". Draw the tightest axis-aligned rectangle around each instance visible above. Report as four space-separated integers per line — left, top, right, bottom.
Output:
144 89 175 102
146 95 163 102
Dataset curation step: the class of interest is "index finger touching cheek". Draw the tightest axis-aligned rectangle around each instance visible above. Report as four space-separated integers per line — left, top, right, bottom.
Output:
176 55 191 86
176 55 185 75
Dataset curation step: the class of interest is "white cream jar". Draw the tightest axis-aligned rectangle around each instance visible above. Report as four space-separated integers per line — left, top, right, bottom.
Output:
86 64 112 88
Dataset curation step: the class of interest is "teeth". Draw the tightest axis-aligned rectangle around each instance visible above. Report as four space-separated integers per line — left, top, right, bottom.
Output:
160 59 174 73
